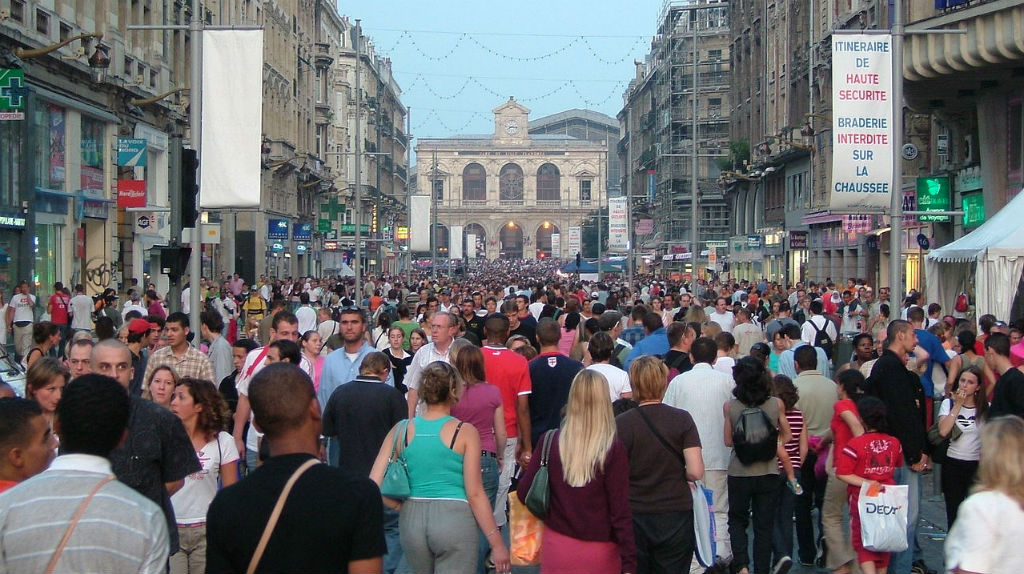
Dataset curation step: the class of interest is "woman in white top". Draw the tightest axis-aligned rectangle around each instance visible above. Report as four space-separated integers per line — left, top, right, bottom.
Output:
169 377 240 574
936 366 986 526
945 415 1024 574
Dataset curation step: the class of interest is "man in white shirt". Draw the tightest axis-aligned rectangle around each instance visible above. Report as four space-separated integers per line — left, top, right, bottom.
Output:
122 290 148 320
528 292 547 322
585 332 631 401
405 311 459 417
801 299 838 347
708 296 735 333
294 292 317 335
663 336 734 563
68 283 94 335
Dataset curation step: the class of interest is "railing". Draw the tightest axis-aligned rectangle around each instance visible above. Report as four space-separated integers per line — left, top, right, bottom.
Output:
499 200 525 206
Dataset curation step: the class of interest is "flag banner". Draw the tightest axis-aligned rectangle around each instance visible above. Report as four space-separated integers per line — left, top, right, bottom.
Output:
551 233 561 257
568 227 581 255
201 30 264 208
608 197 628 250
830 34 894 210
450 225 463 260
466 233 477 258
410 195 431 252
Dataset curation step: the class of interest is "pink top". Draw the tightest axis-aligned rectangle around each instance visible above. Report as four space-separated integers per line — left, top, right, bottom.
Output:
311 355 324 392
1010 341 1024 368
557 324 577 357
451 382 503 453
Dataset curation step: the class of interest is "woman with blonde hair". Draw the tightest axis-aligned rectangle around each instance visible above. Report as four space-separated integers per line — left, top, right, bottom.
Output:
143 365 179 409
517 369 636 573
945 415 1024 573
371 361 510 574
616 356 703 573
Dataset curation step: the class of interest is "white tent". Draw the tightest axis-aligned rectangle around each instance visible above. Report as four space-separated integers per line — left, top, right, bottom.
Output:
926 190 1024 321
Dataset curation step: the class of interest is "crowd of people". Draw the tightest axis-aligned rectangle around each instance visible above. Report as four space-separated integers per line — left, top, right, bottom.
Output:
0 260 1023 574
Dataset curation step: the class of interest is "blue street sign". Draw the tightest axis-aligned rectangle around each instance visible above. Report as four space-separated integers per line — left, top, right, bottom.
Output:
117 138 148 167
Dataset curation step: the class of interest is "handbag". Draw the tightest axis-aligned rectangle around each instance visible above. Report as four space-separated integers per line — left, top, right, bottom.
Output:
926 400 963 464
509 491 544 566
636 406 716 566
380 420 411 500
858 482 909 552
524 430 556 518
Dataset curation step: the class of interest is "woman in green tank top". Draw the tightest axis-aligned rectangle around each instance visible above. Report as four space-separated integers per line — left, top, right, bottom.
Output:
371 361 510 574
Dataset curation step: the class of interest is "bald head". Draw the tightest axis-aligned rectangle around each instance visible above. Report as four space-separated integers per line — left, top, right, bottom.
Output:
91 339 133 389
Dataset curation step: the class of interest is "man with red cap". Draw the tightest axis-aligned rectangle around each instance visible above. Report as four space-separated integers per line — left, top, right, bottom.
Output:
125 318 154 397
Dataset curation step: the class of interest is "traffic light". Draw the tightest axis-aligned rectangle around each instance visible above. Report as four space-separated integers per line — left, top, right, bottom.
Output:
576 252 582 269
181 148 199 227
160 242 192 283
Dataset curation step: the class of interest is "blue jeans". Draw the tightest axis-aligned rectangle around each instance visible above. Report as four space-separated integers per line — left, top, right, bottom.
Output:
383 506 403 574
476 454 500 572
891 465 922 573
772 475 796 563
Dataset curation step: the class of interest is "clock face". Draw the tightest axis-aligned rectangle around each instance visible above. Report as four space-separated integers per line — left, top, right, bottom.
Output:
505 120 519 135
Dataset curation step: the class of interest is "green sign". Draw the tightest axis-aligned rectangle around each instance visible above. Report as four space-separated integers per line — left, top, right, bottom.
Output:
0 69 26 120
318 219 332 232
339 224 370 234
320 197 346 221
962 193 985 227
916 176 951 222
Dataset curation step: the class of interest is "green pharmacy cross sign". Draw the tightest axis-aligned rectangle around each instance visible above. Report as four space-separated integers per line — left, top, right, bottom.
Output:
319 197 346 232
0 69 27 120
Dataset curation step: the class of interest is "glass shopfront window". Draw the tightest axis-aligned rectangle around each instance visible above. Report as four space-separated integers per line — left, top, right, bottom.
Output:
80 116 105 193
33 104 66 191
0 121 24 207
33 225 60 296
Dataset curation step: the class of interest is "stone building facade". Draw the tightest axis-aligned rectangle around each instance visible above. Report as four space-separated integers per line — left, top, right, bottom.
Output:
415 98 607 261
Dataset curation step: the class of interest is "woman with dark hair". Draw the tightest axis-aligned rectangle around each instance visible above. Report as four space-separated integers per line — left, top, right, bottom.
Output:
450 345 506 571
372 312 392 350
169 377 239 574
300 330 325 391
22 320 60 369
264 339 301 366
936 365 987 525
723 356 792 574
838 333 875 375
558 298 582 357
820 369 867 574
219 338 259 420
946 329 996 397
409 328 428 354
572 317 601 364
383 326 413 394
371 361 510 574
868 303 891 340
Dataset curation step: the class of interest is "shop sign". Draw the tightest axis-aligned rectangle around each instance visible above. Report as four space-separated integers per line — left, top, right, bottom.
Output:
78 189 109 220
956 166 982 192
789 231 808 249
293 222 312 241
396 226 409 241
295 243 308 254
0 69 26 121
270 242 285 253
267 218 289 239
636 218 654 235
0 212 26 229
706 240 728 248
323 240 338 251
962 193 985 227
318 219 332 232
916 176 951 222
117 180 147 208
116 138 148 167
339 224 370 234
746 235 762 249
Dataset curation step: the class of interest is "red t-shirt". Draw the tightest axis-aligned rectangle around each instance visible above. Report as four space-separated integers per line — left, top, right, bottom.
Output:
0 479 18 493
837 432 903 484
48 293 70 325
830 398 859 469
481 345 531 438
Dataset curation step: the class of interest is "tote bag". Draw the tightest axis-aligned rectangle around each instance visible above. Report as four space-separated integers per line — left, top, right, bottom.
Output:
690 480 716 567
858 482 909 552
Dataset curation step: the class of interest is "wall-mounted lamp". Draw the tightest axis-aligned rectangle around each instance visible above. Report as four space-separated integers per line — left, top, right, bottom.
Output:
129 87 188 107
801 113 832 137
15 33 110 83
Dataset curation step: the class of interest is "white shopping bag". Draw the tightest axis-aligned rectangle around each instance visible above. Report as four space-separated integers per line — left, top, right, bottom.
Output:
690 480 716 567
858 482 909 552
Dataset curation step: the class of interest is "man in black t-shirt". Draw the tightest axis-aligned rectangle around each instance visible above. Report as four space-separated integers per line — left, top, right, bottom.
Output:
528 319 583 445
985 332 1024 418
207 363 385 573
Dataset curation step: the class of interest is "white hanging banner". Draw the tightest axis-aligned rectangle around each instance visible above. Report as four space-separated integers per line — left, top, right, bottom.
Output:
551 233 561 258
830 34 894 210
568 226 582 255
466 233 477 258
410 195 431 252
608 197 629 250
200 30 264 208
450 225 463 260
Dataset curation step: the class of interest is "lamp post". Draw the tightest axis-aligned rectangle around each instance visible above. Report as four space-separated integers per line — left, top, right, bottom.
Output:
14 33 111 83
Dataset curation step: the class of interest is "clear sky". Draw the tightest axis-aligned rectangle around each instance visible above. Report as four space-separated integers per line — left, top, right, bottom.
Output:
338 0 665 153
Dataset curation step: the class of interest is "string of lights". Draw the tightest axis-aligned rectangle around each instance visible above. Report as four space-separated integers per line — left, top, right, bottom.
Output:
382 29 645 65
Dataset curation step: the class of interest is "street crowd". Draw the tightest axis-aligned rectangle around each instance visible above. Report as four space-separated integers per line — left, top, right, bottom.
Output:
1 258 1023 574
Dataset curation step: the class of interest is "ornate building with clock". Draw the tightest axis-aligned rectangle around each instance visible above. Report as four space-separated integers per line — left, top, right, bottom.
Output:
415 98 611 261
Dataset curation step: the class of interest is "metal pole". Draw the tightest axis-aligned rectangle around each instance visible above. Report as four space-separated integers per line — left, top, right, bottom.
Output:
598 137 604 280
406 108 412 285
354 19 363 300
188 0 202 333
691 6 700 285
431 148 438 280
889 0 904 300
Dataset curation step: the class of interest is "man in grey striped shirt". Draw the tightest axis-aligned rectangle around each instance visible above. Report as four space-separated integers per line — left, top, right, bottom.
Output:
0 374 168 573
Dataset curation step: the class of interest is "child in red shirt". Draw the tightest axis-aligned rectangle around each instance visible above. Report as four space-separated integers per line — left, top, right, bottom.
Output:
837 396 903 574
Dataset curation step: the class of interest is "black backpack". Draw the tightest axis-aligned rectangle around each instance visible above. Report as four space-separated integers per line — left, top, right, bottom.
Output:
809 318 834 359
732 406 779 465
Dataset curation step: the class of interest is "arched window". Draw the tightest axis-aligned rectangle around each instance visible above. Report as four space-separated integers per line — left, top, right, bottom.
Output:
537 163 560 202
499 163 524 203
462 163 486 202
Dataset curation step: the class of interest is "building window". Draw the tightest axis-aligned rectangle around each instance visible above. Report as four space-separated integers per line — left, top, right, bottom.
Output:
579 180 592 203
315 125 324 158
10 0 25 23
462 163 486 201
708 98 722 117
59 22 72 43
80 116 105 192
433 179 444 201
34 104 66 191
536 163 560 202
499 163 524 202
35 8 50 36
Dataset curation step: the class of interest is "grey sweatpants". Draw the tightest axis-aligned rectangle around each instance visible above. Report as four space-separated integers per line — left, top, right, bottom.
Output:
400 499 479 574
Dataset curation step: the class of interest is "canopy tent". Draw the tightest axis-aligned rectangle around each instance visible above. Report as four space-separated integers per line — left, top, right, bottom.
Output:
926 190 1024 321
561 260 599 273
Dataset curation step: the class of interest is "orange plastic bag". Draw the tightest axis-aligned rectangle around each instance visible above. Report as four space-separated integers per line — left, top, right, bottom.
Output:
509 493 544 566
